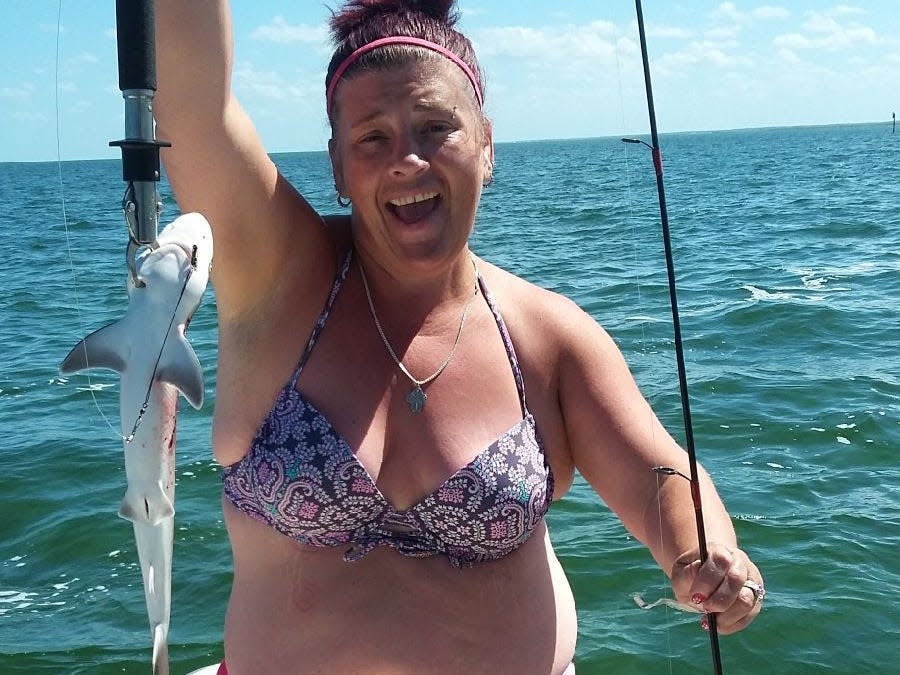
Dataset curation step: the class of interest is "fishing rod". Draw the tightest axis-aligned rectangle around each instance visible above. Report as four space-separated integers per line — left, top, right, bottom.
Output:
59 5 216 674
110 0 169 278
622 1 724 673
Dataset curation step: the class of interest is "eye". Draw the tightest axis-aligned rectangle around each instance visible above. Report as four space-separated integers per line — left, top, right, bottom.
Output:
358 130 387 144
424 120 455 135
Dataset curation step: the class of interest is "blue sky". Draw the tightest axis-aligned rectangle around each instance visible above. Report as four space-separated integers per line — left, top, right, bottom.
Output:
2 1 897 162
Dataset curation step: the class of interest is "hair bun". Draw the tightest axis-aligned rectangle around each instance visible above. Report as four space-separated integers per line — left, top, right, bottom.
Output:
330 0 459 42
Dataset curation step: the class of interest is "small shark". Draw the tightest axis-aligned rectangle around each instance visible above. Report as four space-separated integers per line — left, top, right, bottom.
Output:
61 212 213 675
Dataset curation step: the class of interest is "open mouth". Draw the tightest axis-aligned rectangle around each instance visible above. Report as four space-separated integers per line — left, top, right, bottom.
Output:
387 191 441 225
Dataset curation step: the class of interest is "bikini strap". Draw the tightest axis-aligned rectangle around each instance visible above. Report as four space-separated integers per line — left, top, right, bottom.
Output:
289 249 354 388
477 272 530 417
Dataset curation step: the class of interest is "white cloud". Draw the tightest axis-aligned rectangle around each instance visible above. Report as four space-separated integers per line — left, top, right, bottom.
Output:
657 40 748 72
458 5 486 18
0 83 34 101
830 5 866 17
712 3 790 25
647 24 692 40
234 63 289 100
473 21 618 62
68 51 99 65
705 25 742 40
776 48 803 65
13 110 49 123
251 16 327 44
233 61 320 102
752 6 791 21
712 2 742 23
707 3 789 43
773 33 810 50
775 9 878 51
39 22 66 34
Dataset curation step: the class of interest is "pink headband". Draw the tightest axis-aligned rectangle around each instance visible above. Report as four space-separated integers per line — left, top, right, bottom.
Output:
326 36 484 114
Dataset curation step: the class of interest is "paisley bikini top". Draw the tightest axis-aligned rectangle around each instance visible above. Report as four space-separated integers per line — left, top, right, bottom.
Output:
222 251 554 568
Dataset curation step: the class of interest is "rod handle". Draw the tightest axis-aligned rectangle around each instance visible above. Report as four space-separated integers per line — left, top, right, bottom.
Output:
115 0 156 92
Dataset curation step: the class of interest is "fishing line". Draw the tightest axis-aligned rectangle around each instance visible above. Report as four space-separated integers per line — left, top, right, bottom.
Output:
56 0 121 440
55 1 187 444
614 20 678 675
631 1 723 671
123 258 194 443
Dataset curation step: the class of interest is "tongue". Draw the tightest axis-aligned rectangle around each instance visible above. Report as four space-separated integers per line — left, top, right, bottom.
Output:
392 196 439 224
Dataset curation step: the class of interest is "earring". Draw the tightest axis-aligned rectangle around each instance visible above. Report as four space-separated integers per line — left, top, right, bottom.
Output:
483 161 494 187
337 193 351 208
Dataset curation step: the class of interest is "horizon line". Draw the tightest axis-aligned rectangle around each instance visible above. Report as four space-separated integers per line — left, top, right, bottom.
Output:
4 119 893 165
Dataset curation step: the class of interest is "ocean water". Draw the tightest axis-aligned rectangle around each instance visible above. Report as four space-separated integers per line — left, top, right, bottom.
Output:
1 124 898 674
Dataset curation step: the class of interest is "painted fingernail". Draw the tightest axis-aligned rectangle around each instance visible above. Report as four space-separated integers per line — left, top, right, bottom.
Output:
700 617 710 631
692 593 706 605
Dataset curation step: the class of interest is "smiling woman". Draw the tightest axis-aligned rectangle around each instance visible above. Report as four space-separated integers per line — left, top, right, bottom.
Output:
153 0 763 673
329 58 492 269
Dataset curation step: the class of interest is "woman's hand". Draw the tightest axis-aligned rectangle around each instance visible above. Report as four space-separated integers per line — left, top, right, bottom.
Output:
671 542 765 634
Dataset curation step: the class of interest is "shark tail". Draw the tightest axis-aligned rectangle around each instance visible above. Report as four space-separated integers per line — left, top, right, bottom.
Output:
152 622 170 675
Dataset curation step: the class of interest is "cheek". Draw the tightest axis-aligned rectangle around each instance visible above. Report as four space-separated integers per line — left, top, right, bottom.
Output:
342 155 378 192
441 134 485 174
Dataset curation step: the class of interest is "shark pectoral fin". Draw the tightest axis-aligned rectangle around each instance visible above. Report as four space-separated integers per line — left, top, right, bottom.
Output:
119 484 175 526
157 334 204 409
60 322 129 375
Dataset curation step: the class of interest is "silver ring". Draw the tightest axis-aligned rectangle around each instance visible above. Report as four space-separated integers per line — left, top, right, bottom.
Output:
743 579 766 604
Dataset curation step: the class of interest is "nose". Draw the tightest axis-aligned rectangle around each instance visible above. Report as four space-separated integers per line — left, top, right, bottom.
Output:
390 131 429 177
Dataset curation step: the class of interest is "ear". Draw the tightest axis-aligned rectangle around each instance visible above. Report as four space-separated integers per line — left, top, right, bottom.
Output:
480 118 495 185
328 137 347 196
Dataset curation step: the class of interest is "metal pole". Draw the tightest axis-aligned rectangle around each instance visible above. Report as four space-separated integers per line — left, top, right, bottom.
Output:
109 0 170 247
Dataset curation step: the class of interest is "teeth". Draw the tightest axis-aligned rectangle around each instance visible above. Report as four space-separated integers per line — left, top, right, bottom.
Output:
389 192 439 207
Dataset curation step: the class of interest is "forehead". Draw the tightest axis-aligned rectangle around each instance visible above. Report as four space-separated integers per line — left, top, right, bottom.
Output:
332 57 477 124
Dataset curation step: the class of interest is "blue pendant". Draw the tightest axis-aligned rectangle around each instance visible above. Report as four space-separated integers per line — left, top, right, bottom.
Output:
406 385 426 413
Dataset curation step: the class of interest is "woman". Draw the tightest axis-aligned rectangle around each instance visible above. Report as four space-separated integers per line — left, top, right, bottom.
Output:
156 1 764 673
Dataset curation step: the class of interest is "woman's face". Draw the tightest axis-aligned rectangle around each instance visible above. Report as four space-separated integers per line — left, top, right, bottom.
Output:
329 56 493 272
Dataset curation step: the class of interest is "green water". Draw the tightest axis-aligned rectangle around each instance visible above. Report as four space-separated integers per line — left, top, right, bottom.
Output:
1 125 898 673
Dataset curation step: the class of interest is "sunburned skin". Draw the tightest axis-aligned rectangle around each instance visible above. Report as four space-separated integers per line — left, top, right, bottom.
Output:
224 503 578 674
329 60 491 269
218 239 581 672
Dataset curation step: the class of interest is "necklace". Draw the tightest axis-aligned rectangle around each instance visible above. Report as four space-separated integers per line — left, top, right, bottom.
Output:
357 254 479 413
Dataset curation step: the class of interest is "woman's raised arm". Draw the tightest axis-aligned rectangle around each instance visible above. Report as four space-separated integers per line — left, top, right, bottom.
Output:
154 0 330 319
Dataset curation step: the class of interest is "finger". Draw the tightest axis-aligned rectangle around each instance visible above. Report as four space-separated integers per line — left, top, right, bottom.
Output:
685 545 744 612
715 577 764 634
670 557 702 604
701 550 747 613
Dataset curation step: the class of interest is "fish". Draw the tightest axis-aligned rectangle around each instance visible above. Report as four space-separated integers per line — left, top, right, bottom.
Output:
60 212 213 675
633 593 704 614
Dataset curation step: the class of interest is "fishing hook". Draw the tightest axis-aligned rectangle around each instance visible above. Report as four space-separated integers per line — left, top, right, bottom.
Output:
122 182 162 288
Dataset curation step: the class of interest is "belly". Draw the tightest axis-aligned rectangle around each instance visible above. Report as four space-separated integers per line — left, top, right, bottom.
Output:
221 498 577 675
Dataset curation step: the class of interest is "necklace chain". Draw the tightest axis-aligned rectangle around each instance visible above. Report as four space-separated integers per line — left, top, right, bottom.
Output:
357 254 479 412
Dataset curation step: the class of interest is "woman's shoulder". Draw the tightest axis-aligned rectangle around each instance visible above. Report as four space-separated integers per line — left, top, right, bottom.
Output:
480 256 631 378
477 258 596 340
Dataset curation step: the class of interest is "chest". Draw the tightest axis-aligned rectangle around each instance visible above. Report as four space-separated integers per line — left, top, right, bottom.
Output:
211 274 575 506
